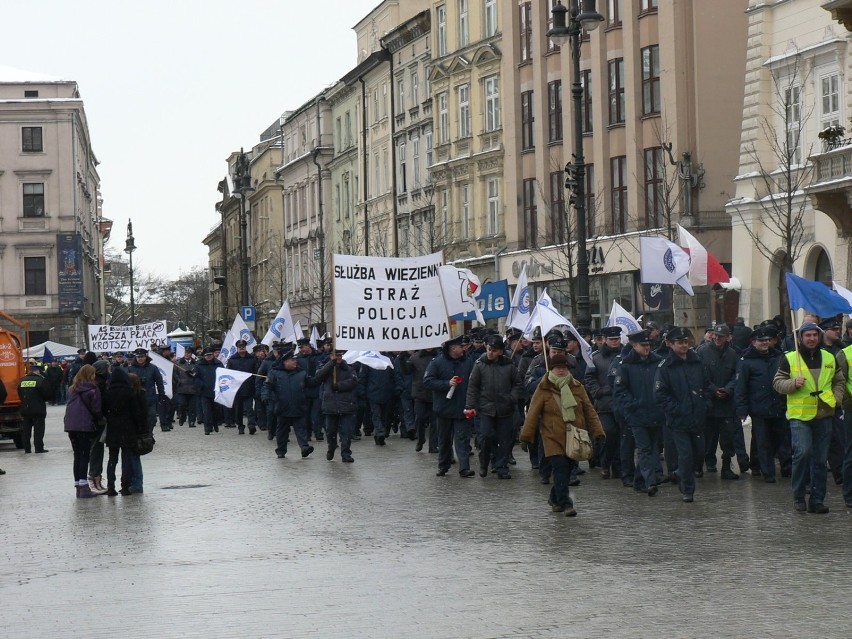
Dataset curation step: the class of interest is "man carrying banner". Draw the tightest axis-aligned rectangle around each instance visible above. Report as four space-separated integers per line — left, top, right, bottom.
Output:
773 322 844 514
423 335 476 477
128 348 167 434
312 349 359 463
227 339 258 435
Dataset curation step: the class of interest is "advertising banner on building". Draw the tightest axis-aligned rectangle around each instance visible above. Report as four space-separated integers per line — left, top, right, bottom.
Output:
332 252 450 351
450 279 510 321
87 321 168 353
57 233 84 313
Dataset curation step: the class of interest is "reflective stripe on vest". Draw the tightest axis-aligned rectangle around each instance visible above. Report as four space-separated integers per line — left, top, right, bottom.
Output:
784 350 836 420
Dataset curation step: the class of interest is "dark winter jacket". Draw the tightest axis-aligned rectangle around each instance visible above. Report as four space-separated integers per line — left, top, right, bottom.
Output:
255 354 278 399
423 352 474 419
66 356 85 385
127 359 166 406
517 347 537 382
295 349 321 399
313 359 358 415
226 352 257 398
263 361 309 418
734 346 784 418
103 368 148 448
63 381 102 433
393 352 413 399
612 349 665 429
696 342 738 418
465 354 522 417
584 344 620 414
732 321 752 352
195 357 223 399
174 357 199 395
359 363 396 405
45 364 63 392
653 350 711 433
407 349 437 403
17 371 53 417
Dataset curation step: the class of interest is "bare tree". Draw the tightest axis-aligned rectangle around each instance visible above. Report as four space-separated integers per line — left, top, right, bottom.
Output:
727 54 815 319
159 268 211 341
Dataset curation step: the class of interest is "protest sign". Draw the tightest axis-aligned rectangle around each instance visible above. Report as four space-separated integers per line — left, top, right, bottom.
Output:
88 321 167 352
332 252 450 351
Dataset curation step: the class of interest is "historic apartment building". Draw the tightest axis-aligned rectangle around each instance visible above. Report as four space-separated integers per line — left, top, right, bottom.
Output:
496 0 748 327
0 67 107 347
728 0 852 325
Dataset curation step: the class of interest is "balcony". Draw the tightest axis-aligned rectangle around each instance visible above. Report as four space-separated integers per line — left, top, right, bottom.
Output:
806 140 852 234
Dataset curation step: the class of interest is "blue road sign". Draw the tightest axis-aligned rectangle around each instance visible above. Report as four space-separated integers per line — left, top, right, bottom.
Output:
241 306 256 322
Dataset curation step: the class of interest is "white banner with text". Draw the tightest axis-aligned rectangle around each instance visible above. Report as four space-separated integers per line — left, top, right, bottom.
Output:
87 321 168 353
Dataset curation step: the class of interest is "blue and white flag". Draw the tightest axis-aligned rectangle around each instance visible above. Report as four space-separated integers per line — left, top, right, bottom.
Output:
786 272 852 316
342 350 395 371
148 351 175 400
523 289 594 369
262 300 297 346
214 367 254 408
639 235 694 296
219 330 237 365
230 314 257 349
507 262 532 331
606 301 641 344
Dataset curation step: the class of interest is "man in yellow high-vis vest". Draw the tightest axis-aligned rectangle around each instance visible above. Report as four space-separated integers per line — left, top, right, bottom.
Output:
773 322 845 514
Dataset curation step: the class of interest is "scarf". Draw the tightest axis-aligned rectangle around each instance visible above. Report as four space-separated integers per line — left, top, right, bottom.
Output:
548 371 577 423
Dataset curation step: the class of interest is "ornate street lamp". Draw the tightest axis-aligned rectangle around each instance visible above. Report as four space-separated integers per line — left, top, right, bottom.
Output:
548 0 604 328
124 219 137 325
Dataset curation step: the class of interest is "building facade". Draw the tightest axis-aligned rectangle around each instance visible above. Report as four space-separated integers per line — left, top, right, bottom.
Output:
0 67 107 347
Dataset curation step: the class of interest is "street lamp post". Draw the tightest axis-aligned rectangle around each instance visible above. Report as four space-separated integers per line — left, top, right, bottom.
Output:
548 0 603 328
124 219 137 325
233 148 255 309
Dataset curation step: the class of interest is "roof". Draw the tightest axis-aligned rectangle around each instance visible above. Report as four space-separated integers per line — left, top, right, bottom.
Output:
0 64 69 84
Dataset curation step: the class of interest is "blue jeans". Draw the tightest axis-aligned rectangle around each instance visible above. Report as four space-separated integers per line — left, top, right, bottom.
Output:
790 417 832 504
128 452 143 490
478 413 514 477
750 416 790 480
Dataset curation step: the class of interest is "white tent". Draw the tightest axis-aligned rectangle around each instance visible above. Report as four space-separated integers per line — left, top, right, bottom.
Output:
22 340 80 359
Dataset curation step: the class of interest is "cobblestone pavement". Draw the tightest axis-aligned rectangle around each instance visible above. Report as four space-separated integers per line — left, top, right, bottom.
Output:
1 406 851 639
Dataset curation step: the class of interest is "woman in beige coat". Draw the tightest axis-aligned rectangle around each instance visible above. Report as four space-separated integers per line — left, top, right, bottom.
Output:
520 352 605 515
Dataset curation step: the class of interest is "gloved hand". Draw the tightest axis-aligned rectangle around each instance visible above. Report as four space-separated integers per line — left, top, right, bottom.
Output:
520 441 529 453
463 408 476 419
332 383 339 391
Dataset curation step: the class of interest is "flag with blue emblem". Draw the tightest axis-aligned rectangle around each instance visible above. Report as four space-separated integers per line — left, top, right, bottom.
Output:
262 300 297 346
214 367 254 408
148 351 175 399
639 236 694 296
342 350 395 371
606 301 641 345
506 262 532 331
230 314 257 350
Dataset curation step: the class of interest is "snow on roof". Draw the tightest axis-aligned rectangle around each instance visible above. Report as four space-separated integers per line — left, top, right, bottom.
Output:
0 64 68 83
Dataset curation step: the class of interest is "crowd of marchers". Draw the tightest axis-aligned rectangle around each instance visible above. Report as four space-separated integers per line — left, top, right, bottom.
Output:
7 314 852 515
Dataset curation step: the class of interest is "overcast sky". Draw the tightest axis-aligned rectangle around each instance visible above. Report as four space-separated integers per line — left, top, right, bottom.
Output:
2 0 379 279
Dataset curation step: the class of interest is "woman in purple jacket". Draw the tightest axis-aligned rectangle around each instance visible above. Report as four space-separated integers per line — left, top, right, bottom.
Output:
64 365 104 498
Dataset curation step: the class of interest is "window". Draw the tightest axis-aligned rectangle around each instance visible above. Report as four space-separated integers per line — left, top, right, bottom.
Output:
441 190 449 232
383 149 389 193
641 0 658 11
485 76 500 131
521 91 535 150
550 171 566 243
382 82 388 117
608 0 622 26
374 152 380 196
548 80 562 142
821 74 840 128
585 164 596 237
412 136 421 186
581 70 593 133
785 85 801 165
519 2 532 63
484 0 497 37
373 89 379 123
459 0 469 47
411 71 419 105
437 5 447 56
425 130 433 166
458 84 471 138
608 58 625 125
24 257 47 295
438 92 449 143
547 0 561 52
398 78 405 111
344 178 351 218
335 184 342 221
641 46 660 115
644 148 665 228
523 178 538 247
398 141 407 193
461 184 471 238
610 156 627 233
22 126 43 152
24 90 38 98
487 177 499 235
23 183 45 217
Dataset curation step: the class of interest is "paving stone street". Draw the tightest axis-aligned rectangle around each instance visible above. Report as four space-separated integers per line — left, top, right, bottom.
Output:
2 405 851 639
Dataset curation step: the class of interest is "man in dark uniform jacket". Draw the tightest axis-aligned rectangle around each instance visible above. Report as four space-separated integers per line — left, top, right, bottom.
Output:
18 361 53 453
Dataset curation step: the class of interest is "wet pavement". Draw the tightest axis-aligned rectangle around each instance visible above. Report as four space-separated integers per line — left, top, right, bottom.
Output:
1 405 851 639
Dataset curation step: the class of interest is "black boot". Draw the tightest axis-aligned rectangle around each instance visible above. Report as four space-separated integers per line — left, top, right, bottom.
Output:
721 459 740 480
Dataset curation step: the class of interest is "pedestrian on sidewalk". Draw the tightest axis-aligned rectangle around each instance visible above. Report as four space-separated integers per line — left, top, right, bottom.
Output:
103 367 148 496
313 350 358 463
63 364 104 498
18 359 53 454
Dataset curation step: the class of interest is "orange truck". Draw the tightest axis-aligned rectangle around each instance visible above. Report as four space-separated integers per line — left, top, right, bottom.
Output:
0 312 28 448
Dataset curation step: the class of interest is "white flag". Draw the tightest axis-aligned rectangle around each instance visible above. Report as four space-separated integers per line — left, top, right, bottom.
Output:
506 262 532 331
342 350 395 370
438 265 485 324
174 343 186 359
310 326 319 349
262 300 297 346
229 314 257 349
834 281 852 312
213 367 254 408
639 235 694 296
294 321 304 339
524 289 593 369
148 351 175 400
219 330 237 365
677 224 708 287
606 301 641 344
